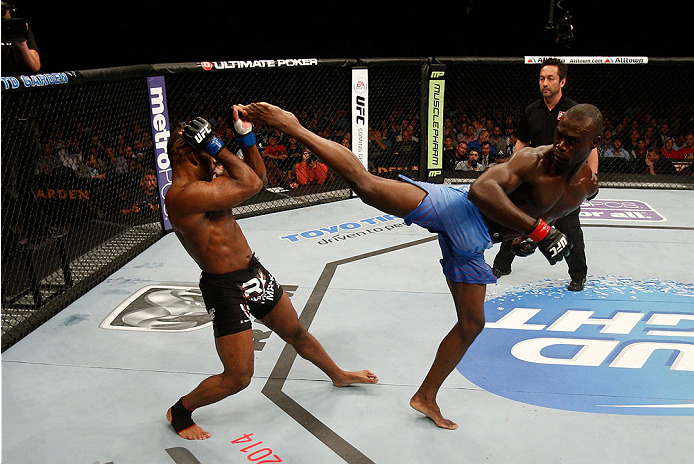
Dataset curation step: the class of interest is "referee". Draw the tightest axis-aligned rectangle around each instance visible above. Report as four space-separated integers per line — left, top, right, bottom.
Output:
492 58 598 291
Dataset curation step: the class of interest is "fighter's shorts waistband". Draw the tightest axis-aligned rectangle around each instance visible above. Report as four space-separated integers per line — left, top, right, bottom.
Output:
200 254 260 279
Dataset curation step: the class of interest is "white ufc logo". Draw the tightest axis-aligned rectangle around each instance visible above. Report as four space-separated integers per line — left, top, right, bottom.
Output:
549 236 568 257
195 125 211 143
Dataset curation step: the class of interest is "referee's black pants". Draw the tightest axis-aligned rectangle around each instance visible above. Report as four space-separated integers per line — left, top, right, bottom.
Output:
492 209 587 281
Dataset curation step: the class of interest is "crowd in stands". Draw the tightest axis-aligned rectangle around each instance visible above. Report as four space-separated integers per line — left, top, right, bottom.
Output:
437 106 694 177
30 104 693 225
33 119 162 223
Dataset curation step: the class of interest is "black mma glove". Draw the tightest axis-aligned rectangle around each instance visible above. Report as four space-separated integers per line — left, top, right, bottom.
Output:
182 117 225 157
527 219 572 265
510 237 537 257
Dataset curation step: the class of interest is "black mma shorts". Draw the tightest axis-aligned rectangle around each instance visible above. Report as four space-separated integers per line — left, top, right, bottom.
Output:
199 254 284 337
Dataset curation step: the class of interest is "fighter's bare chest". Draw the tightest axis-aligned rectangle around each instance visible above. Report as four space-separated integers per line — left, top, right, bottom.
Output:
510 178 581 220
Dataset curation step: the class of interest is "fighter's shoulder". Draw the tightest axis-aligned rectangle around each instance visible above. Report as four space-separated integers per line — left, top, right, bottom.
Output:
508 145 549 166
572 163 599 195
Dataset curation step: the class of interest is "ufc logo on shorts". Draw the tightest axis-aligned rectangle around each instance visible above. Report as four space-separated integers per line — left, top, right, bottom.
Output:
195 125 211 144
549 236 568 257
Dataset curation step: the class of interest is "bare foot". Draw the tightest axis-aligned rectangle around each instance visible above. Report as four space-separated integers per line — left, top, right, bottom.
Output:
332 369 379 387
166 408 211 440
409 395 458 430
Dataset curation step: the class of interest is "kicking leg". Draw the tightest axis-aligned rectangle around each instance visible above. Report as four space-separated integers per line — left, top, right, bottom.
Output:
261 292 378 386
409 279 486 430
167 330 255 439
239 102 426 218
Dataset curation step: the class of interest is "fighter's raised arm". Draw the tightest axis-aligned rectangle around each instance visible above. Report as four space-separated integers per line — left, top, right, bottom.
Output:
165 117 264 216
230 105 267 185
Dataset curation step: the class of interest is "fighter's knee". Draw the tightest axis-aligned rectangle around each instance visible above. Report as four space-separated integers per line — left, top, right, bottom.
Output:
220 369 253 395
282 324 310 346
353 176 386 206
457 315 485 342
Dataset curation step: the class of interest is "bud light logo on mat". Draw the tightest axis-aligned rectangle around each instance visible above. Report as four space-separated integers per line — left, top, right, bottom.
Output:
457 277 694 415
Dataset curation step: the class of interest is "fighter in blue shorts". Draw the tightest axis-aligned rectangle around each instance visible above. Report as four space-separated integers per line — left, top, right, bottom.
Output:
241 102 602 430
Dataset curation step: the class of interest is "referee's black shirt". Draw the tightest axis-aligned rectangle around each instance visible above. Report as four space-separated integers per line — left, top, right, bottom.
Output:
517 96 578 147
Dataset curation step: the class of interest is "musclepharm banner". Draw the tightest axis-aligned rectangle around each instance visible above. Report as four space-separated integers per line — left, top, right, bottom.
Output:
427 66 445 183
147 76 173 231
352 68 368 169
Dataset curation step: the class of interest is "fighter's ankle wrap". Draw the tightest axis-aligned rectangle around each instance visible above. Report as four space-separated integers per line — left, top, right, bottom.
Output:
170 396 195 433
205 136 225 157
527 219 551 243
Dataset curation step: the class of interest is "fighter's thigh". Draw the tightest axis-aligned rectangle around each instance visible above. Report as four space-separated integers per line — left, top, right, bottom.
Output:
258 292 303 339
215 329 255 374
358 175 427 218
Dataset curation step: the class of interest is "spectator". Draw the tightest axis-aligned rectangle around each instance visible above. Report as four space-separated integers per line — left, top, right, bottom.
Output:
659 123 670 145
602 139 631 160
448 140 468 170
630 139 648 160
673 134 687 151
261 148 298 190
459 123 477 144
368 127 391 170
489 125 508 154
76 152 107 180
285 137 305 170
1 1 41 75
467 129 497 157
623 128 641 152
487 147 511 168
263 135 292 171
214 116 234 145
479 141 495 166
598 129 613 156
442 116 458 142
295 148 329 186
391 126 418 167
38 142 61 175
57 138 83 171
120 169 161 219
641 146 677 175
442 135 457 170
455 147 485 172
661 137 682 159
676 132 694 160
111 146 130 175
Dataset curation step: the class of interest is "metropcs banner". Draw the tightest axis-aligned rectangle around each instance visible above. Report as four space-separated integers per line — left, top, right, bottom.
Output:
147 76 173 231
352 68 368 169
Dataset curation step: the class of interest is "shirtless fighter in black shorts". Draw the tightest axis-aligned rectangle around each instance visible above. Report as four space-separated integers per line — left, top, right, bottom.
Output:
164 107 378 440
